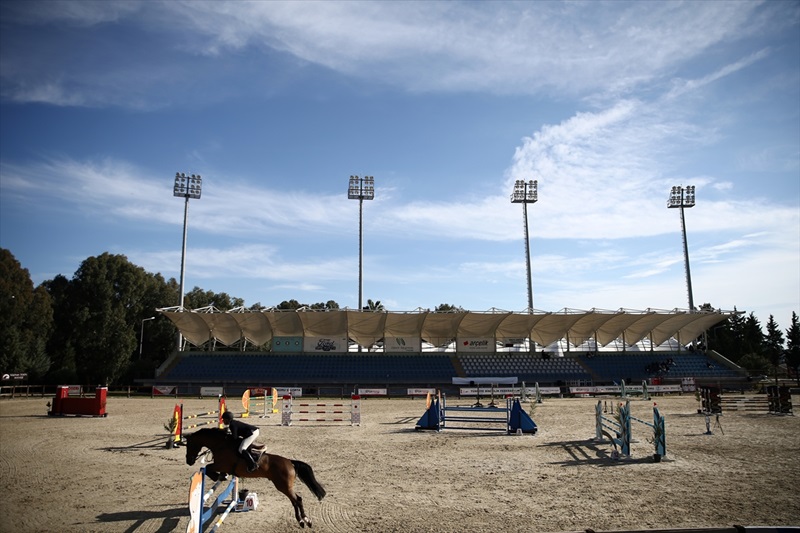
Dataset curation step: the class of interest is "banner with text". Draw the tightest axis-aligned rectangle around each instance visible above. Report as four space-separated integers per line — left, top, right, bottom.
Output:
303 336 349 353
456 337 495 353
383 336 422 353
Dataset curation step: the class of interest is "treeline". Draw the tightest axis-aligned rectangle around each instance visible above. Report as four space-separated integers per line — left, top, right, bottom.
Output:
1 248 798 386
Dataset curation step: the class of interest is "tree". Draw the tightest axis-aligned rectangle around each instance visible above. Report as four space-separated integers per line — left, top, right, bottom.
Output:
742 312 764 357
183 287 244 311
764 315 785 385
59 253 161 385
42 274 78 383
309 301 340 310
277 299 303 310
363 299 384 311
0 249 53 379
435 303 464 312
785 312 800 385
711 308 746 362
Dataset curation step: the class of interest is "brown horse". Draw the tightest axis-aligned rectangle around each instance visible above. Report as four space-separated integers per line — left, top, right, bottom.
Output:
184 427 326 528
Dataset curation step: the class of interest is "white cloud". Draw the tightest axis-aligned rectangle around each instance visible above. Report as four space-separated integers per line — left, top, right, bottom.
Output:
1 0 779 108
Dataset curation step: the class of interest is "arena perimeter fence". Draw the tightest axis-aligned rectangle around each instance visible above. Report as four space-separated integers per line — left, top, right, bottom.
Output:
2 380 796 401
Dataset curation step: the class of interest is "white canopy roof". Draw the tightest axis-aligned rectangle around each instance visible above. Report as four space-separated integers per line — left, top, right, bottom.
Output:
157 307 733 350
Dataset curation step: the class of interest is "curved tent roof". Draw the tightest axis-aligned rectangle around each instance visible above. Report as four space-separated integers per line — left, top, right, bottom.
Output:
157 307 733 350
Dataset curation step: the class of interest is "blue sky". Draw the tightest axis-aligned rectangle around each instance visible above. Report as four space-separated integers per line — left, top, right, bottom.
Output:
1 1 798 328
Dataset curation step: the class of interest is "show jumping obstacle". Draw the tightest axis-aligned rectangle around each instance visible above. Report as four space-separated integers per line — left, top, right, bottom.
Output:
416 392 538 434
594 400 666 460
281 395 361 426
168 396 227 447
186 466 257 533
767 386 793 415
48 386 108 417
241 388 279 418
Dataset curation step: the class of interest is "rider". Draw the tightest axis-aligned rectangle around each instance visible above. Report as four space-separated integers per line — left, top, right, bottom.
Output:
221 410 259 472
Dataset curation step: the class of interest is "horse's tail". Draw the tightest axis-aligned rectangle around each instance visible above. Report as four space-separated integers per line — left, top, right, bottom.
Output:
291 460 326 501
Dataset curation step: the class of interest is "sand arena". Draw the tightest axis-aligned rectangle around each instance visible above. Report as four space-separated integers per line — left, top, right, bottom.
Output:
0 393 797 532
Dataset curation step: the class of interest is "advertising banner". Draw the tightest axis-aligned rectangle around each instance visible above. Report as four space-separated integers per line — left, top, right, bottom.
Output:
383 336 422 353
456 337 495 353
275 387 302 397
200 386 224 397
303 336 349 353
358 388 387 396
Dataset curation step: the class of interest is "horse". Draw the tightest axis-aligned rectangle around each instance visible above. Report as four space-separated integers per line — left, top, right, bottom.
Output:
184 427 326 528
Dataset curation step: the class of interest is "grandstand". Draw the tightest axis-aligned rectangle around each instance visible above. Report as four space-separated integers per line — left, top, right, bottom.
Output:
148 306 745 395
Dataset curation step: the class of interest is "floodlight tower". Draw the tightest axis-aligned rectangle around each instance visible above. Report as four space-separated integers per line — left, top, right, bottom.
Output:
174 172 202 350
668 185 696 311
348 175 374 313
510 179 538 313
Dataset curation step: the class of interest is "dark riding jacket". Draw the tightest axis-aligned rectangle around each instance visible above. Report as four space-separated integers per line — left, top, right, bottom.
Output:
227 418 257 440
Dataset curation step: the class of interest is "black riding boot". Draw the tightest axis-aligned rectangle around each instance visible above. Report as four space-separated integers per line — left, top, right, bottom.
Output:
243 451 257 472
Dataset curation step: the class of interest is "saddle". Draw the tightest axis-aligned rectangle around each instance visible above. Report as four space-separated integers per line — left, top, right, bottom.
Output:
246 443 267 461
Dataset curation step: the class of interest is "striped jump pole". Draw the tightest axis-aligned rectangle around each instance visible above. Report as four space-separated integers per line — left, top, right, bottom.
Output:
186 466 256 533
594 400 630 458
281 395 361 426
629 402 666 458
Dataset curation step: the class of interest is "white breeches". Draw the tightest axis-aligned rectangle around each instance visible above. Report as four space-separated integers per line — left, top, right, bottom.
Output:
239 429 259 452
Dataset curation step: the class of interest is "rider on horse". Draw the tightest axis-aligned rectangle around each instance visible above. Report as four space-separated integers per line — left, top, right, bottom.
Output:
221 410 260 472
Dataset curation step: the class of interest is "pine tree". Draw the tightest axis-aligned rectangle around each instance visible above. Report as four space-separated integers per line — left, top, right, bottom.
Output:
786 312 800 385
764 315 785 385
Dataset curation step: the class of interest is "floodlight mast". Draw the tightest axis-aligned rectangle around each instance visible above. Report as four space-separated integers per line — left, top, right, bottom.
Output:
510 179 538 314
348 176 375 314
668 185 696 311
174 172 202 350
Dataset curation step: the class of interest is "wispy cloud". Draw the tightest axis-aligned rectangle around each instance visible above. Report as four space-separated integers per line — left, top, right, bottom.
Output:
1 0 775 107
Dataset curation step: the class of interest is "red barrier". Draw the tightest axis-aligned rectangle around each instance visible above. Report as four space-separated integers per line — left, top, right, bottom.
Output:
48 386 108 417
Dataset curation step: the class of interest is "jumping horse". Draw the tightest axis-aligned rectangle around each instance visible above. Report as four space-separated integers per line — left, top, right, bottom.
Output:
185 427 326 528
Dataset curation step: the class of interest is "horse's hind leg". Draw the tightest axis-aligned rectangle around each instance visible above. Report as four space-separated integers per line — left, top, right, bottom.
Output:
295 494 311 528
275 481 312 528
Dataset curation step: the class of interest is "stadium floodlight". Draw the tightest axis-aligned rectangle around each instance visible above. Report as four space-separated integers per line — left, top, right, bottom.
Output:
667 185 696 311
139 316 155 358
510 179 538 314
348 176 374 316
174 172 202 350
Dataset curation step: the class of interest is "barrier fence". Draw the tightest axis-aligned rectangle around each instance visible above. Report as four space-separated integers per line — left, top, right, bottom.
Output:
47 385 108 417
281 395 361 426
169 396 227 447
416 391 538 435
594 400 666 460
241 388 279 418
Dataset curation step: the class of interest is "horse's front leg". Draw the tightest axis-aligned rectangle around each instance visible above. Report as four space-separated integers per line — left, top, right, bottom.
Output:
204 464 228 482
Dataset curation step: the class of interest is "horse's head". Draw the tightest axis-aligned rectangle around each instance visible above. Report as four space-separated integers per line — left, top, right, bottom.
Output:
185 432 203 465
185 428 228 465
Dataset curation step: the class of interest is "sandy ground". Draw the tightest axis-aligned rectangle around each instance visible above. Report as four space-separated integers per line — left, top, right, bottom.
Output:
0 393 798 533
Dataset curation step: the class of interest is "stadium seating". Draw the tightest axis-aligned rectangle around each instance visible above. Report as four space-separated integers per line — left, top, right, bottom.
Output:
159 349 741 387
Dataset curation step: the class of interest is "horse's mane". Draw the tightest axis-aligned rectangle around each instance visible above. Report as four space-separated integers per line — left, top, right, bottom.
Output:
187 427 229 444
